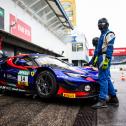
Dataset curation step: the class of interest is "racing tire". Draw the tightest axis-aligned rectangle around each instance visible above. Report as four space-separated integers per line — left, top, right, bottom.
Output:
36 70 58 98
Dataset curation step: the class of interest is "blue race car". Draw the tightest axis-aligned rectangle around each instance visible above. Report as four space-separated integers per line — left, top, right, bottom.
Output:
0 54 99 98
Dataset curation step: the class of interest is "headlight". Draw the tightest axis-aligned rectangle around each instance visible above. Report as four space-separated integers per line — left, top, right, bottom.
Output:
65 72 82 78
84 85 91 91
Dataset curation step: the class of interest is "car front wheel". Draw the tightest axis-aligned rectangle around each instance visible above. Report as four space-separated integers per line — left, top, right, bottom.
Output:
36 70 58 98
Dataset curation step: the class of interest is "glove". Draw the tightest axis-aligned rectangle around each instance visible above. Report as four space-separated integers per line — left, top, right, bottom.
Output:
93 56 98 66
102 57 110 70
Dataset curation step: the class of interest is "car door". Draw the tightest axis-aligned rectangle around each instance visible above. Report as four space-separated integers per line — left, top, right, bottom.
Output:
4 56 37 88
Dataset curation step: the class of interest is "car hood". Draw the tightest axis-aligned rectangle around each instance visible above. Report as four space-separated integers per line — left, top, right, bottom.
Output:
48 65 98 80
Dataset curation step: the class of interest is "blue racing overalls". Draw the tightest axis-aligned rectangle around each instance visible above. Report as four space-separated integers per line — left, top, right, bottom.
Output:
95 29 116 100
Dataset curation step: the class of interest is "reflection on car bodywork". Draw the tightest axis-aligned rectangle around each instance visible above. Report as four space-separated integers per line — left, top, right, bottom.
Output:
0 54 99 99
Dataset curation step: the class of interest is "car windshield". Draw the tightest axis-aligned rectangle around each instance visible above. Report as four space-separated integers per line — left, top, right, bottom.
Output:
32 55 71 68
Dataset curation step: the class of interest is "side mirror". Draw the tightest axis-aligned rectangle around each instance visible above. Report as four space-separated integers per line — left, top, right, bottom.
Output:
16 59 27 66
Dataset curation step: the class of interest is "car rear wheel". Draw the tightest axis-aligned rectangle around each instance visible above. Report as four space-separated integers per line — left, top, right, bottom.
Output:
36 70 58 98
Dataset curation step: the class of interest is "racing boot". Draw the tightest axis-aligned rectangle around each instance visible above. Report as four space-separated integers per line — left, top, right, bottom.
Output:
107 95 119 107
91 99 107 109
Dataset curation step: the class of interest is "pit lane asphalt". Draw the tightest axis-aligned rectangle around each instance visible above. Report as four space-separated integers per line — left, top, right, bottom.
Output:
97 71 126 126
0 92 97 126
0 71 125 126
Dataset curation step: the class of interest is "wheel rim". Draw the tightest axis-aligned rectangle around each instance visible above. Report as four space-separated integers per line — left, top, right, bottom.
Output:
36 73 53 96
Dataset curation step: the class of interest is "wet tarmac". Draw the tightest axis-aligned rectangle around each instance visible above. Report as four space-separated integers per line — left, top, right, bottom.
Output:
0 71 125 126
97 71 126 126
0 93 97 126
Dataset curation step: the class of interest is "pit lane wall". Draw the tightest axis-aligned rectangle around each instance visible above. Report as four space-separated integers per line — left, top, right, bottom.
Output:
0 0 67 57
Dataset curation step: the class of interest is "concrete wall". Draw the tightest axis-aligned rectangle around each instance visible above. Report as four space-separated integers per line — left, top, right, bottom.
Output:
0 0 67 56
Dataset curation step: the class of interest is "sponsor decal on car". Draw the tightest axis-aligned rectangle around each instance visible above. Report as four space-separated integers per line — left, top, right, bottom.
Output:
18 70 30 86
31 71 35 76
63 93 76 98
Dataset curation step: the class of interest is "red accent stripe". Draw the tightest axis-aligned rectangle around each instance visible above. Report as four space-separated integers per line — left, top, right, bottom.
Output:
7 57 28 70
57 87 89 97
86 77 96 82
25 66 38 69
0 80 7 85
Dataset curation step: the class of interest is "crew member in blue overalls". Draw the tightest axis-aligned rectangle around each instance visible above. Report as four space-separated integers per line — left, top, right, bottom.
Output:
92 18 119 109
88 37 99 66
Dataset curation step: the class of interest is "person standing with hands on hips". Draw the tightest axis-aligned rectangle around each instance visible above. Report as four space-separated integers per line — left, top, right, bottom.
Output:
92 18 119 109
